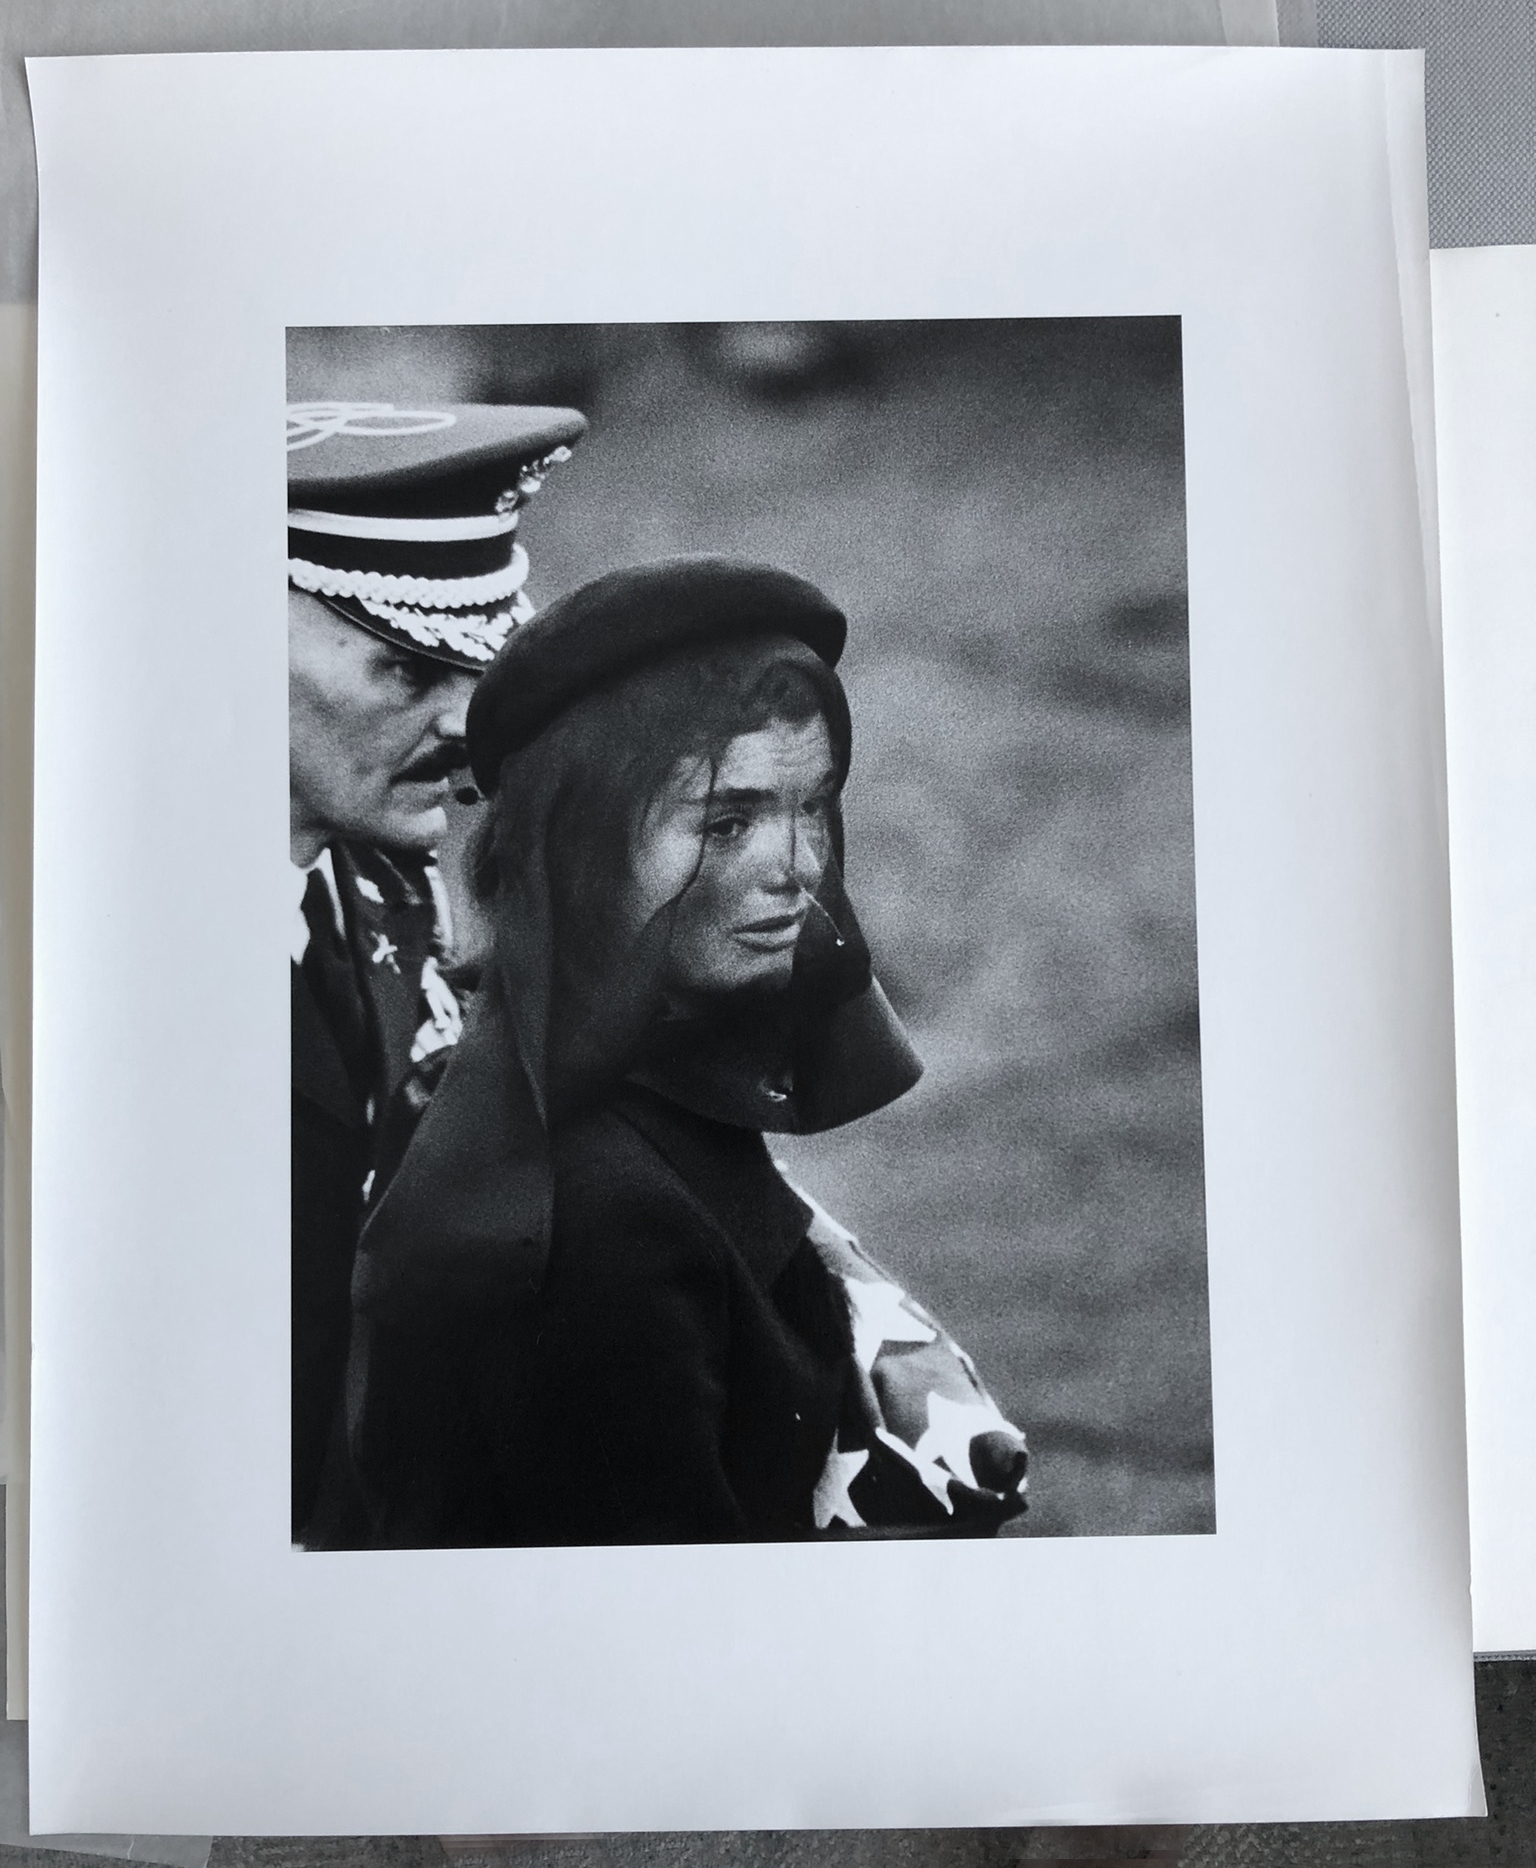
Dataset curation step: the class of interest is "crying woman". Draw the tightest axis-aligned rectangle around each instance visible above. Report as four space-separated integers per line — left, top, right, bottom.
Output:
331 557 1029 1550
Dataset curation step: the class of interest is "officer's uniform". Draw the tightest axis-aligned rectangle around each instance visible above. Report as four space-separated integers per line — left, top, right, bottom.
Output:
287 399 585 1542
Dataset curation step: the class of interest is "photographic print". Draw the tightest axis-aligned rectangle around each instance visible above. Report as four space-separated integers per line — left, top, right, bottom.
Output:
287 318 1210 1551
40 49 1485 1830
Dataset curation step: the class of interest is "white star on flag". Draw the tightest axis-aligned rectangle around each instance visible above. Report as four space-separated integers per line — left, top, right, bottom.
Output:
813 1446 869 1530
914 1392 1020 1492
370 931 401 972
844 1277 936 1372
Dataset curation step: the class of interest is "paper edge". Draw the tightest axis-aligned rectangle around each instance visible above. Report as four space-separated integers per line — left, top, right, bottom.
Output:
0 299 35 1723
20 43 1482 1831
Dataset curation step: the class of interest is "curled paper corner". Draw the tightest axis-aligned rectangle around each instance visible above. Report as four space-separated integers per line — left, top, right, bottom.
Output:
0 1718 210 1867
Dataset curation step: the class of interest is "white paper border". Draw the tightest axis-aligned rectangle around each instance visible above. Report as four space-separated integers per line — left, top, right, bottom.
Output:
27 46 1477 1831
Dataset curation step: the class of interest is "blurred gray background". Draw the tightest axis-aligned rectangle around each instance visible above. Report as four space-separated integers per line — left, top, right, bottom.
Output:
289 317 1211 1542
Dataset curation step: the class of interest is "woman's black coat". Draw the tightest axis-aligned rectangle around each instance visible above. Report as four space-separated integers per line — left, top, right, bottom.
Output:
348 1083 849 1548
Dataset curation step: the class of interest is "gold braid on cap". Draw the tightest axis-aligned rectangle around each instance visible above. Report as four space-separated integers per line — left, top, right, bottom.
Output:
347 590 535 664
286 544 531 613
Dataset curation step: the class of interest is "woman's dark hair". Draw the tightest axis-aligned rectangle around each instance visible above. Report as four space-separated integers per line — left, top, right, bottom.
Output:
474 631 851 1114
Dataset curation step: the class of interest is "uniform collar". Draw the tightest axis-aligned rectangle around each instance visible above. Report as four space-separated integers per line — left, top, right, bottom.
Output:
291 845 346 963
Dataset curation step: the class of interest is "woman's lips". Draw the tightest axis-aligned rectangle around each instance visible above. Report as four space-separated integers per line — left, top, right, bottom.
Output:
733 912 806 952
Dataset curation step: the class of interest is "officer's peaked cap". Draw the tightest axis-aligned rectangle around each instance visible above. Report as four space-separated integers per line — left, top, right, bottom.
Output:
287 400 586 671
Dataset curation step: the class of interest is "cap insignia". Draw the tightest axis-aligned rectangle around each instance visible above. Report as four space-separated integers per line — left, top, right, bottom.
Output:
286 402 457 452
497 445 576 514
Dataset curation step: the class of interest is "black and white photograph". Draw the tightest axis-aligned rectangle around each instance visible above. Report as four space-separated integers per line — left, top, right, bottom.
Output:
286 318 1211 1552
35 46 1486 1829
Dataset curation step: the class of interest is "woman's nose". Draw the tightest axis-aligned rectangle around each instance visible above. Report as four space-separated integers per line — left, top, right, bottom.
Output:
764 810 825 894
792 823 825 893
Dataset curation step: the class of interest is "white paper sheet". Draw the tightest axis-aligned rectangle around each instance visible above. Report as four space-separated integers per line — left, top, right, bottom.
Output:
0 3 1289 1744
0 0 1282 301
27 46 1478 1831
0 1721 209 1868
0 300 34 1726
1433 242 1536 1658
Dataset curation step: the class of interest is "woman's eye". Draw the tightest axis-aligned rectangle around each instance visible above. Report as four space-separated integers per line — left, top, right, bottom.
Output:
705 814 750 841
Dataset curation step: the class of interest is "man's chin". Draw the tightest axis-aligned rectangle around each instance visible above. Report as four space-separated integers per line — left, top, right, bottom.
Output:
356 801 448 854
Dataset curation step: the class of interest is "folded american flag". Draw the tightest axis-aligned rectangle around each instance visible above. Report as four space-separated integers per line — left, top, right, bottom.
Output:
790 1195 1030 1536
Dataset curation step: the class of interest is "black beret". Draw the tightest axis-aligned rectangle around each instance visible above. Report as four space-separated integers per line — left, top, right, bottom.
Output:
466 555 848 793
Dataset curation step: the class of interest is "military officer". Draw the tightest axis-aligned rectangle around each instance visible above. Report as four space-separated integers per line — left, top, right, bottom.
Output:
287 398 585 1543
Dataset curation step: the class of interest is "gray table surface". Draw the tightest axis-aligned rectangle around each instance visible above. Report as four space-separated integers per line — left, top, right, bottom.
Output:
3 2 1534 1863
1318 0 1536 248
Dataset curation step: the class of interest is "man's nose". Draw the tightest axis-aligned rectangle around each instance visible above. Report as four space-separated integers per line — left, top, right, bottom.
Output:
433 672 478 740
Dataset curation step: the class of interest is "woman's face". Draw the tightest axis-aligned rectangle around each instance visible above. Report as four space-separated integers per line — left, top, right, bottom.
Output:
627 713 838 998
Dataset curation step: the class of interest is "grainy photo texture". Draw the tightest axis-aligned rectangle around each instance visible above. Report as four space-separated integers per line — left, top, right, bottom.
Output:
287 320 1210 1550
